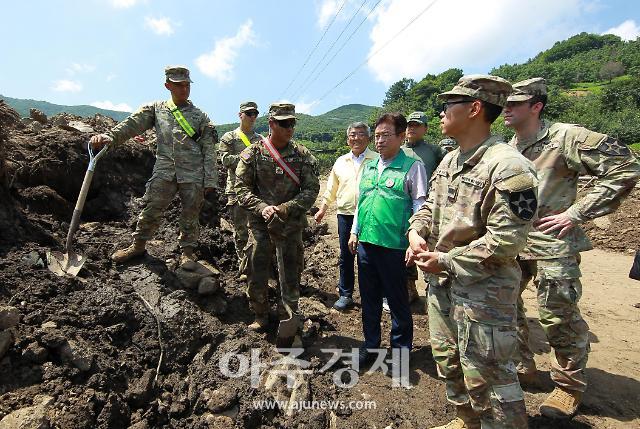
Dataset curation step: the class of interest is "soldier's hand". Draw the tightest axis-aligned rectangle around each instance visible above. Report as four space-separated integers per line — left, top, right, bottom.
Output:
414 251 443 273
534 212 575 238
405 247 416 267
262 205 279 221
408 229 428 254
348 233 358 255
89 134 112 150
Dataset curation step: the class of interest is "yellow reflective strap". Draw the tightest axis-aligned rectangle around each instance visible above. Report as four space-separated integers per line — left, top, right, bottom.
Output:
237 129 252 147
166 99 197 138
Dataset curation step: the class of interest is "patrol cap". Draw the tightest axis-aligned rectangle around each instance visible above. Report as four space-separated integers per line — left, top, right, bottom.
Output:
507 77 547 102
439 138 458 148
407 111 428 125
240 101 258 113
268 102 297 120
439 74 512 107
165 66 193 83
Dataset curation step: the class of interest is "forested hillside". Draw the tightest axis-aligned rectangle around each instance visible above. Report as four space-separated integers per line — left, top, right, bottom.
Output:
0 95 129 122
379 32 640 148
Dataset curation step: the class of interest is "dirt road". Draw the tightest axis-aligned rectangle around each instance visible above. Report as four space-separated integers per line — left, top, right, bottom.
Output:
313 199 640 429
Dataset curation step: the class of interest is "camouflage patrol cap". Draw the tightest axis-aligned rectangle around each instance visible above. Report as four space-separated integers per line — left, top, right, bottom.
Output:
507 77 547 102
165 66 193 83
439 138 458 149
240 101 258 113
407 111 428 125
439 74 512 107
268 102 296 120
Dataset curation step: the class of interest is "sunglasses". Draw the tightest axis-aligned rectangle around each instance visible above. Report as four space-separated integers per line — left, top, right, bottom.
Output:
244 111 259 117
442 100 473 112
276 119 296 129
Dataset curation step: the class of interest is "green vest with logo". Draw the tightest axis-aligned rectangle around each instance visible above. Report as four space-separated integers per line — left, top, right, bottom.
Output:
357 150 416 250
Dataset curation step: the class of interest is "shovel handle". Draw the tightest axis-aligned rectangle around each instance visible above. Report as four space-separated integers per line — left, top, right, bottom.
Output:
87 141 109 172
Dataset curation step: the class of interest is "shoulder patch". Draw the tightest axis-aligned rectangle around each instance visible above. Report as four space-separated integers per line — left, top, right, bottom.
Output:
239 149 252 162
508 189 537 221
494 172 536 193
596 136 631 156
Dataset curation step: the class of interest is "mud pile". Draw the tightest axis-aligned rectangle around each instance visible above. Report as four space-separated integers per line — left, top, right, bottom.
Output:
0 103 344 428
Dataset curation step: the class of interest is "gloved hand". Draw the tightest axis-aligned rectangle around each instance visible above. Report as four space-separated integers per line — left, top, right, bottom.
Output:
276 203 290 221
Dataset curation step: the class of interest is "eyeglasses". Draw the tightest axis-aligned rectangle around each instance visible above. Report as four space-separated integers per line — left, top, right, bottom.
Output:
374 132 399 141
348 132 368 138
276 119 296 129
442 100 473 112
244 111 259 117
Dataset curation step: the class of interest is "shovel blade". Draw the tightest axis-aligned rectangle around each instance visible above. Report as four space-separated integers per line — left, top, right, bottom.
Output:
276 315 299 349
46 250 87 277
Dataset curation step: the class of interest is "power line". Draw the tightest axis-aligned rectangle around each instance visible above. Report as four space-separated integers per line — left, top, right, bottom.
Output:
293 0 383 101
316 0 440 104
279 0 348 99
289 0 369 101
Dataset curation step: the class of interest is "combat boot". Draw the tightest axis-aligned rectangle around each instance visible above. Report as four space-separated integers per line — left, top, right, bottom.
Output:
248 316 269 332
430 404 480 429
180 246 196 265
407 280 419 303
539 387 582 418
111 239 146 263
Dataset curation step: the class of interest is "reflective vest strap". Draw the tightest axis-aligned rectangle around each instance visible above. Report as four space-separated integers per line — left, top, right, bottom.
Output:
166 99 199 139
237 129 252 147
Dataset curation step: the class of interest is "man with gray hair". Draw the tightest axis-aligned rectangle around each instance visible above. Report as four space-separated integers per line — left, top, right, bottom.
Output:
315 122 379 310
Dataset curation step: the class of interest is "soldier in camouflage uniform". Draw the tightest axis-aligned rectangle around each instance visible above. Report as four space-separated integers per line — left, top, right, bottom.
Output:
408 75 536 429
401 111 446 305
218 101 263 280
235 103 320 332
504 77 640 418
90 66 218 263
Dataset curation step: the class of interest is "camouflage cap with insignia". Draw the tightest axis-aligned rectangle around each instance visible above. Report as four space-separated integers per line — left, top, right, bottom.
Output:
507 77 547 102
407 111 428 125
165 65 193 83
240 101 258 113
269 102 297 120
439 74 512 107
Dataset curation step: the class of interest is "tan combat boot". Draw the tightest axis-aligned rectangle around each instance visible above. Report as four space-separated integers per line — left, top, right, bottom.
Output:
539 386 582 418
111 239 146 263
407 280 419 304
180 246 196 265
248 316 269 332
431 404 480 429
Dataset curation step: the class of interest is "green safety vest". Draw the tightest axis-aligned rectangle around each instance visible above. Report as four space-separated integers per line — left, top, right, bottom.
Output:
167 99 200 140
357 150 416 250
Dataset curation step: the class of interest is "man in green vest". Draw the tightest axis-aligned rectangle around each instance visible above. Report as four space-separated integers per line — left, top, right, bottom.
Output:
90 65 218 264
218 101 263 281
400 111 446 306
348 112 428 366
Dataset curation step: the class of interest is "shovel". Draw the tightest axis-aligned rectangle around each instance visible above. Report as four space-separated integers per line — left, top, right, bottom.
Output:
269 215 299 348
47 142 108 277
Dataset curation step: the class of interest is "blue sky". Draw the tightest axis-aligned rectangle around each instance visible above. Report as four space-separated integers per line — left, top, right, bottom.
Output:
1 0 638 124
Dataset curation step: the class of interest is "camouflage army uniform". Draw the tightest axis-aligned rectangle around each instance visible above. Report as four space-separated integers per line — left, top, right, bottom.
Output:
107 100 217 249
510 119 640 391
235 134 319 323
219 127 262 270
410 135 537 428
402 138 446 284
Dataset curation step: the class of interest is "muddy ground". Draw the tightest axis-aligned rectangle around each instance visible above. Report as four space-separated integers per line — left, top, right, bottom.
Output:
0 100 639 428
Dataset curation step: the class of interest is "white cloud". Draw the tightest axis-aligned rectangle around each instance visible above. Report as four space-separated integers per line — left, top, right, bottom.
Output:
144 16 176 36
366 0 586 84
603 19 640 41
106 73 117 82
317 0 340 28
51 80 83 93
110 0 138 8
295 99 320 114
195 20 256 83
91 101 132 112
66 63 95 75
